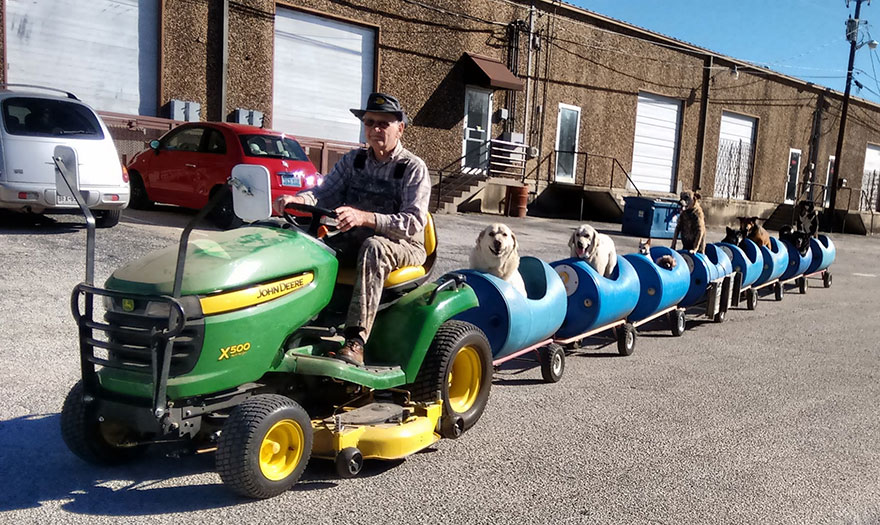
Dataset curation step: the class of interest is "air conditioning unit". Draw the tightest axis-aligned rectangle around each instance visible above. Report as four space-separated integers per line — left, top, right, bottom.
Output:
231 108 264 127
169 99 200 122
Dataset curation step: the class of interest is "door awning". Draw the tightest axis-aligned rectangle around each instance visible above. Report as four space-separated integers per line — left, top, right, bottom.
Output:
463 53 524 91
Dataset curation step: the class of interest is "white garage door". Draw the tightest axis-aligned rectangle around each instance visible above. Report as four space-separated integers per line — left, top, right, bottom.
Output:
714 111 757 200
5 0 159 116
861 144 880 211
630 92 682 193
273 8 375 143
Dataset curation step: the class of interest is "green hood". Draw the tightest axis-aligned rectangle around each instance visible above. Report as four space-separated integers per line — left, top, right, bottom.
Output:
105 225 337 296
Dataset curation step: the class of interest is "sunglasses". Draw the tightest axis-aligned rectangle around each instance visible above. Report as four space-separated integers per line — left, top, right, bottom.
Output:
362 118 397 129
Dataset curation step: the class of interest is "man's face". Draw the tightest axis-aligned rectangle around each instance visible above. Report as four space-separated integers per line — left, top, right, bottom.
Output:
362 111 404 152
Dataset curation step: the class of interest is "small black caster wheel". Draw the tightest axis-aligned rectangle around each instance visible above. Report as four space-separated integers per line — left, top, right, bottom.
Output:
823 271 832 288
335 447 363 479
713 307 727 323
746 288 758 311
617 323 636 356
798 276 807 294
774 282 783 301
440 414 465 439
670 308 686 337
539 343 565 383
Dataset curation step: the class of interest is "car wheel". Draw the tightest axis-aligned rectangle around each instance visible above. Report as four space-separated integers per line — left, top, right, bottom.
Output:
95 209 121 228
128 172 152 209
211 189 243 230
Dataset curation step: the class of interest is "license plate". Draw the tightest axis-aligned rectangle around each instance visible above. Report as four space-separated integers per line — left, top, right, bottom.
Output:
56 193 77 206
281 174 302 188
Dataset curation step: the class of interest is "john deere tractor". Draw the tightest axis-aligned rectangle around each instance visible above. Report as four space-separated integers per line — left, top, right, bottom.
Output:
58 162 492 499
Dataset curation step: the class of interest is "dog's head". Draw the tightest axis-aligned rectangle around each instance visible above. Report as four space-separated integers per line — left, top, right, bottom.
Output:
569 224 598 259
721 226 742 245
638 238 652 255
796 200 815 216
737 216 758 232
476 223 518 259
679 190 701 211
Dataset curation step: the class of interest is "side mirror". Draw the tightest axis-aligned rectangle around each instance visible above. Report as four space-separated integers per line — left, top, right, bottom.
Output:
54 145 79 200
229 164 271 222
149 139 160 151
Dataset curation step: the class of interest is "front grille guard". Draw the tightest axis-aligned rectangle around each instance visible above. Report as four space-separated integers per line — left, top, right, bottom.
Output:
71 283 187 419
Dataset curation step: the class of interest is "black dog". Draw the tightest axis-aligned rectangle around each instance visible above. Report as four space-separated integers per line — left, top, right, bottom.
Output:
720 226 743 245
796 200 819 241
779 225 810 256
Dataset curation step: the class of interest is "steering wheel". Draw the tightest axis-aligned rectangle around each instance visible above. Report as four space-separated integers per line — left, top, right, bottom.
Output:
283 202 338 237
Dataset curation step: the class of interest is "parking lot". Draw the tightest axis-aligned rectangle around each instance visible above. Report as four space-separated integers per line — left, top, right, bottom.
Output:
1 206 879 524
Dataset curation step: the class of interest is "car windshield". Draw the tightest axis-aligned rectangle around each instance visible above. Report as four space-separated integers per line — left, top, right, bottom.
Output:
2 97 103 139
239 134 309 161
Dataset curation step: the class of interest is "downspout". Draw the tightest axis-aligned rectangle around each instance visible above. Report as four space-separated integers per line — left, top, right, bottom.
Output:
220 0 229 121
523 2 536 143
693 54 712 192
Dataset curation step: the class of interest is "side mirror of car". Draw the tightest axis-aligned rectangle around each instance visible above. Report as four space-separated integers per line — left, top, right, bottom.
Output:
149 139 160 152
229 164 271 222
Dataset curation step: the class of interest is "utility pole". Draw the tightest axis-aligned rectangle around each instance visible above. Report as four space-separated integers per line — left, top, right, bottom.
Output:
827 0 866 231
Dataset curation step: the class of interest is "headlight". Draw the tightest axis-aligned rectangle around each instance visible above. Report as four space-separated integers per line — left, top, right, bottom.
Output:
145 301 172 317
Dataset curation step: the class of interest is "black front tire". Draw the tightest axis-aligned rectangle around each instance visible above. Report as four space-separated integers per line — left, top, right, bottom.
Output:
746 288 758 310
128 172 152 209
60 381 148 465
407 320 492 431
94 209 121 228
335 447 363 479
539 343 565 383
617 323 636 356
670 308 686 336
216 394 312 499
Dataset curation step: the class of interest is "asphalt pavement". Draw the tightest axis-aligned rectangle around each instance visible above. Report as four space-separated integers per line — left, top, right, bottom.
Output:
0 206 878 524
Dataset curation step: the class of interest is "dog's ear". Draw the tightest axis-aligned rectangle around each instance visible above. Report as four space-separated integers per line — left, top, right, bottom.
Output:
568 230 576 248
511 230 518 252
694 191 702 200
475 229 485 246
589 229 599 257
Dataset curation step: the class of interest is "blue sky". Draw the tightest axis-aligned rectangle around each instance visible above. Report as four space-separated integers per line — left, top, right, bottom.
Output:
573 0 880 103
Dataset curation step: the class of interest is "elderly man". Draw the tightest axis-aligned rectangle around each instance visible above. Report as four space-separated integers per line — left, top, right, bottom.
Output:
273 92 431 366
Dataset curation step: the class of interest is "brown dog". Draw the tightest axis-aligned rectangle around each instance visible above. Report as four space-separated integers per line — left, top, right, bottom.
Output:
671 190 706 253
737 216 770 248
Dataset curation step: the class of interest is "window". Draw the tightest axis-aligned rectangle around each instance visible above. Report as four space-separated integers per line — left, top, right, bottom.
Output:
785 148 802 204
204 129 227 154
163 128 204 152
239 134 309 161
3 97 103 139
554 103 581 184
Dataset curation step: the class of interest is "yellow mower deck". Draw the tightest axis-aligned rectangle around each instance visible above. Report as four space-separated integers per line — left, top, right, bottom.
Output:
312 402 442 460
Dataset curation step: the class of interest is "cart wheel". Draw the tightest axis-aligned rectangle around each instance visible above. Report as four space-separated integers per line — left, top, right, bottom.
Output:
798 276 807 294
617 323 636 356
60 381 149 465
335 447 364 479
823 271 832 288
440 414 465 439
746 289 758 311
407 320 492 431
539 343 565 383
774 282 783 301
217 394 312 499
670 309 686 337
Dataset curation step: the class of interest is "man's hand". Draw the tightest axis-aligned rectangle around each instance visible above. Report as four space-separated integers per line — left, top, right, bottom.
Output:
273 194 304 215
335 206 376 232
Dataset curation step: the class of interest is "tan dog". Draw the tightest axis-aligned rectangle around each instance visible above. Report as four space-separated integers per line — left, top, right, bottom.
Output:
738 216 771 248
671 190 706 253
569 224 617 277
470 223 527 295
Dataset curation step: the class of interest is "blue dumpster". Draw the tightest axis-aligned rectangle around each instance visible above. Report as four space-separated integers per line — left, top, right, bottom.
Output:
621 197 680 239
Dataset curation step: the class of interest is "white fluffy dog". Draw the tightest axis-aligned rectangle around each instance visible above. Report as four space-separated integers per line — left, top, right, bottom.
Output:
469 223 527 295
569 224 618 277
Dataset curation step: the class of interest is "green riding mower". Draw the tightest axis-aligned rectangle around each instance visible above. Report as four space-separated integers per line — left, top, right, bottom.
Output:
57 161 493 499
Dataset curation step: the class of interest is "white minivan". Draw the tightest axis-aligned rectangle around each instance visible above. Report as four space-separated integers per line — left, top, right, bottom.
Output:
0 86 129 227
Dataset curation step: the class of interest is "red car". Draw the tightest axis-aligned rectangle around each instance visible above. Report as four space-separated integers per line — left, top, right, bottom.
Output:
127 122 322 228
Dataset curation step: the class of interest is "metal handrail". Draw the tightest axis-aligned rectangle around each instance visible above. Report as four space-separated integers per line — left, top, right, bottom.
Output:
523 149 641 196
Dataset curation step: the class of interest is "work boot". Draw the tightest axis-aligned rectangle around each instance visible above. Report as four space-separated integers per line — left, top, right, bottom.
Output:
336 337 365 366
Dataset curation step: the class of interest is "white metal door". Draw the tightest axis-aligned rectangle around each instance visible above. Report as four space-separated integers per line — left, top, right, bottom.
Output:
5 0 159 115
785 148 802 203
273 8 375 143
824 156 835 208
861 144 880 211
462 87 492 171
554 103 581 184
630 92 682 193
714 111 757 200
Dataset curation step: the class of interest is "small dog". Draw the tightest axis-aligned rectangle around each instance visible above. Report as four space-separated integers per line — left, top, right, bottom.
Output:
470 223 527 295
779 225 810 256
720 226 743 245
738 216 770 248
795 200 819 240
671 190 706 253
639 238 676 269
569 224 617 277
